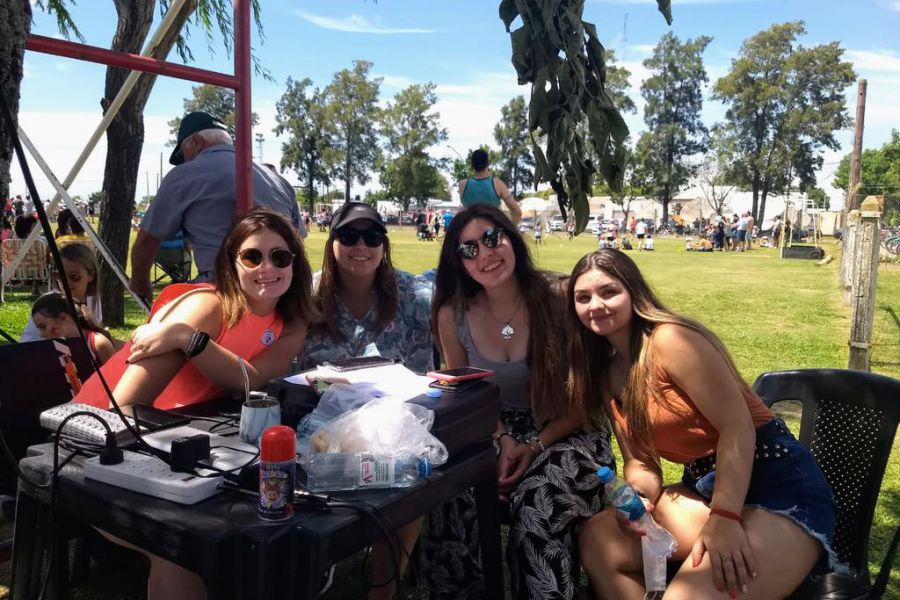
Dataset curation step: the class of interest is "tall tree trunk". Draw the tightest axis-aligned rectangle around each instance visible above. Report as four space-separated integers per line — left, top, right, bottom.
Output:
751 171 761 223
759 183 769 232
0 0 31 202
99 0 196 326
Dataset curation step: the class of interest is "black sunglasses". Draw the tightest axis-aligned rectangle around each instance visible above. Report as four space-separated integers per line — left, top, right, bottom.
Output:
335 229 385 248
236 248 295 269
456 227 505 260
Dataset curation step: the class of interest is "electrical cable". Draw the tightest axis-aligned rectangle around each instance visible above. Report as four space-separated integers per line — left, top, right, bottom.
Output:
0 91 162 464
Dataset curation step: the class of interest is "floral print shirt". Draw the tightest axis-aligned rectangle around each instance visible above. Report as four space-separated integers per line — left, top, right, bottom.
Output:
298 270 435 375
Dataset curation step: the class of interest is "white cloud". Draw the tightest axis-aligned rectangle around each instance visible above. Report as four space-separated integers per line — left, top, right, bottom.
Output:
293 10 435 35
846 49 900 73
628 44 656 55
885 1 900 12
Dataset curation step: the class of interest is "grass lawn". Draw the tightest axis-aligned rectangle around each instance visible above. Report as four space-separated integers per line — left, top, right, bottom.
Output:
1 227 898 598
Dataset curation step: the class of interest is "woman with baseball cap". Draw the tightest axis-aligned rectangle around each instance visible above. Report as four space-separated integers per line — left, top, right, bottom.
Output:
298 201 434 600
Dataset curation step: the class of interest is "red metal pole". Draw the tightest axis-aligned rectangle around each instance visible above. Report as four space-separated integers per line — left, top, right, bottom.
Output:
234 0 253 214
26 34 239 89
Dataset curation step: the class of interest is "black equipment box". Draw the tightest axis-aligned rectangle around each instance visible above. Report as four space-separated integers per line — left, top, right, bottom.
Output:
266 377 499 458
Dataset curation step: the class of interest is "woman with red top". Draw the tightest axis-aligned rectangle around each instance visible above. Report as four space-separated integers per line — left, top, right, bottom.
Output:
80 208 318 600
568 249 838 600
75 208 318 411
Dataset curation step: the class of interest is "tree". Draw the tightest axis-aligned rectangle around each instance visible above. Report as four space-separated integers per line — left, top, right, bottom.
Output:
0 1 35 203
9 1 265 326
603 49 637 116
806 187 829 209
379 84 448 212
608 146 646 227
274 77 333 216
833 130 900 207
324 60 382 202
697 125 737 219
498 0 671 233
493 96 534 198
637 32 712 225
713 21 855 227
167 84 259 143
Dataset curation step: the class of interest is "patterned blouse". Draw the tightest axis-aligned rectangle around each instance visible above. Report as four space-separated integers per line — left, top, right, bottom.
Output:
298 270 435 375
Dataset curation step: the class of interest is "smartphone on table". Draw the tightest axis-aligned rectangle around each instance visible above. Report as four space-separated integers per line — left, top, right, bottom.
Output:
426 367 495 383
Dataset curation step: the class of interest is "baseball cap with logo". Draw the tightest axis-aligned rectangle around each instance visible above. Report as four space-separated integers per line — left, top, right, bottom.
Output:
169 111 228 166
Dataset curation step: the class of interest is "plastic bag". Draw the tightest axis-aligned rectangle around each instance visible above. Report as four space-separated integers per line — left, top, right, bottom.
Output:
308 396 448 466
296 383 379 457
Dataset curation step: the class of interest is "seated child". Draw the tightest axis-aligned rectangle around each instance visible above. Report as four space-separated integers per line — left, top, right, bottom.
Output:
642 234 655 251
30 291 117 364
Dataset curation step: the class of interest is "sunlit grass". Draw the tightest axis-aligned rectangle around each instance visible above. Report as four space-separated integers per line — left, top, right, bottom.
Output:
1 228 897 598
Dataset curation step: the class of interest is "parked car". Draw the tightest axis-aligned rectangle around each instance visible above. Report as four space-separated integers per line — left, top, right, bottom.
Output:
518 216 535 232
549 217 564 232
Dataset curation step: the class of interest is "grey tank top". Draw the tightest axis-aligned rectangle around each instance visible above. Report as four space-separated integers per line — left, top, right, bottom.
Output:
456 310 530 410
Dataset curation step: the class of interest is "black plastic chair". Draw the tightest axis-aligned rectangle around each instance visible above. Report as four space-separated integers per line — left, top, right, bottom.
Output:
752 369 900 600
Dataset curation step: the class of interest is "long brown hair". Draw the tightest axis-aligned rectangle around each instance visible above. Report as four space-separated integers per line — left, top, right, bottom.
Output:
566 249 755 463
31 291 111 341
432 204 567 422
214 208 320 328
60 243 99 298
314 219 398 338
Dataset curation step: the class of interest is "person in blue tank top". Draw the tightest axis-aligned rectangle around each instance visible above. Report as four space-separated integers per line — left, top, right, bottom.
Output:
457 148 523 225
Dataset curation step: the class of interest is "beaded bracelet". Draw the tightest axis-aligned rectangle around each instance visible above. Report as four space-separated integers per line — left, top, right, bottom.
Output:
526 437 546 456
709 507 744 525
492 432 516 444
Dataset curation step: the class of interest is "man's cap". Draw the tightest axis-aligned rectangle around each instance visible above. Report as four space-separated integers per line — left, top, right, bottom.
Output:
330 202 386 233
170 111 228 166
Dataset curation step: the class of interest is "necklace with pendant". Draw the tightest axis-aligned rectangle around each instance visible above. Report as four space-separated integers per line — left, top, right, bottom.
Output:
488 296 524 340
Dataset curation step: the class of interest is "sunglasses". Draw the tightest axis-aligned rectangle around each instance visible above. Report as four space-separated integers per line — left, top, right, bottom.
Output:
236 248 295 269
456 227 505 260
335 229 385 248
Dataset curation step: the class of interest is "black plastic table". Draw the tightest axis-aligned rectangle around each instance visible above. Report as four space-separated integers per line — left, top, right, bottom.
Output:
10 385 502 599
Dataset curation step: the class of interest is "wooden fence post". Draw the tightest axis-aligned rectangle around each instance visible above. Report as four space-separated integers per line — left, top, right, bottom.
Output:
841 210 860 305
847 198 881 371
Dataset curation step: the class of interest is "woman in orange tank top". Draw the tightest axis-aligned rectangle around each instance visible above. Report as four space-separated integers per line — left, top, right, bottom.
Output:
79 209 319 600
75 208 318 411
567 250 837 600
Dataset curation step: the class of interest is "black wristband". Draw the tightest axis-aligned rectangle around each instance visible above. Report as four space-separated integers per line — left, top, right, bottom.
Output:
184 330 210 358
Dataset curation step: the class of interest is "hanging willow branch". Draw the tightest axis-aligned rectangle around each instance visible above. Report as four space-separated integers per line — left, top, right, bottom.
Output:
499 0 671 232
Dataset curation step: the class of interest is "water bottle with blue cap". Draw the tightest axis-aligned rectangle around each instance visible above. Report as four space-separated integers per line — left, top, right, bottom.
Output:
597 466 677 593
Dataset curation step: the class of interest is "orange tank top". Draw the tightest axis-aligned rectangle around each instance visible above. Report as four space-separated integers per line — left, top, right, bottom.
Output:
610 365 773 464
74 283 284 410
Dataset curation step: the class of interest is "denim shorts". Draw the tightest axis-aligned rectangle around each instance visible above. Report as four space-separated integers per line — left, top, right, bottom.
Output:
682 419 840 571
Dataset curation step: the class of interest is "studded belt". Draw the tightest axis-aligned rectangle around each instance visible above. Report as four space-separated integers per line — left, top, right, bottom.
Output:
686 418 792 481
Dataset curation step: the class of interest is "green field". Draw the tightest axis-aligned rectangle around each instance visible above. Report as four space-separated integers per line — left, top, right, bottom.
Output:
1 227 898 598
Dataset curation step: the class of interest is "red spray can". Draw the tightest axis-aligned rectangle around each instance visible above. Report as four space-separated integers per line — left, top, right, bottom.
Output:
258 425 296 521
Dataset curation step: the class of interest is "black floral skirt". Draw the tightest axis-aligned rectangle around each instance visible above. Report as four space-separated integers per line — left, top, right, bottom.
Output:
420 407 614 599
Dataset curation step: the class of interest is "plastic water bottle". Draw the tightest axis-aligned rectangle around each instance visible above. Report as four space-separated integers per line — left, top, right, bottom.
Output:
597 466 676 592
305 452 431 492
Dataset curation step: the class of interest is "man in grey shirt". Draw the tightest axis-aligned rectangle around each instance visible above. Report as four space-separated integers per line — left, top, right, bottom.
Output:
129 111 306 301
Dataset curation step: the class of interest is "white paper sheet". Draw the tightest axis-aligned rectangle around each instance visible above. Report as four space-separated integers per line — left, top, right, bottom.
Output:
283 363 432 403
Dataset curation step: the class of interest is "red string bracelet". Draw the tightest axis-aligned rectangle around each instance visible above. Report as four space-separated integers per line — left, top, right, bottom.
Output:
710 507 744 525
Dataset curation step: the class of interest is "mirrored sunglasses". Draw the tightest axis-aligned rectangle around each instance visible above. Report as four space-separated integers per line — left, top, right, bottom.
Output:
456 227 505 260
335 229 385 248
237 248 295 269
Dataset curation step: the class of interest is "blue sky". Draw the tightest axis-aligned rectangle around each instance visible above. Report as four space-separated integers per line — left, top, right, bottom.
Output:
11 0 900 206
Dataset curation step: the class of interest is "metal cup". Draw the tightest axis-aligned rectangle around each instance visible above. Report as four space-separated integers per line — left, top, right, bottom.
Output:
239 395 281 446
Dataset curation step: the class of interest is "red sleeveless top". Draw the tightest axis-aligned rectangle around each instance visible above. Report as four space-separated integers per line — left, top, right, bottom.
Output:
75 283 284 410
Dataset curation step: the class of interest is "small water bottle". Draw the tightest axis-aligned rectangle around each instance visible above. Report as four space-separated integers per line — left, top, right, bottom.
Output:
306 452 431 492
597 466 677 593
